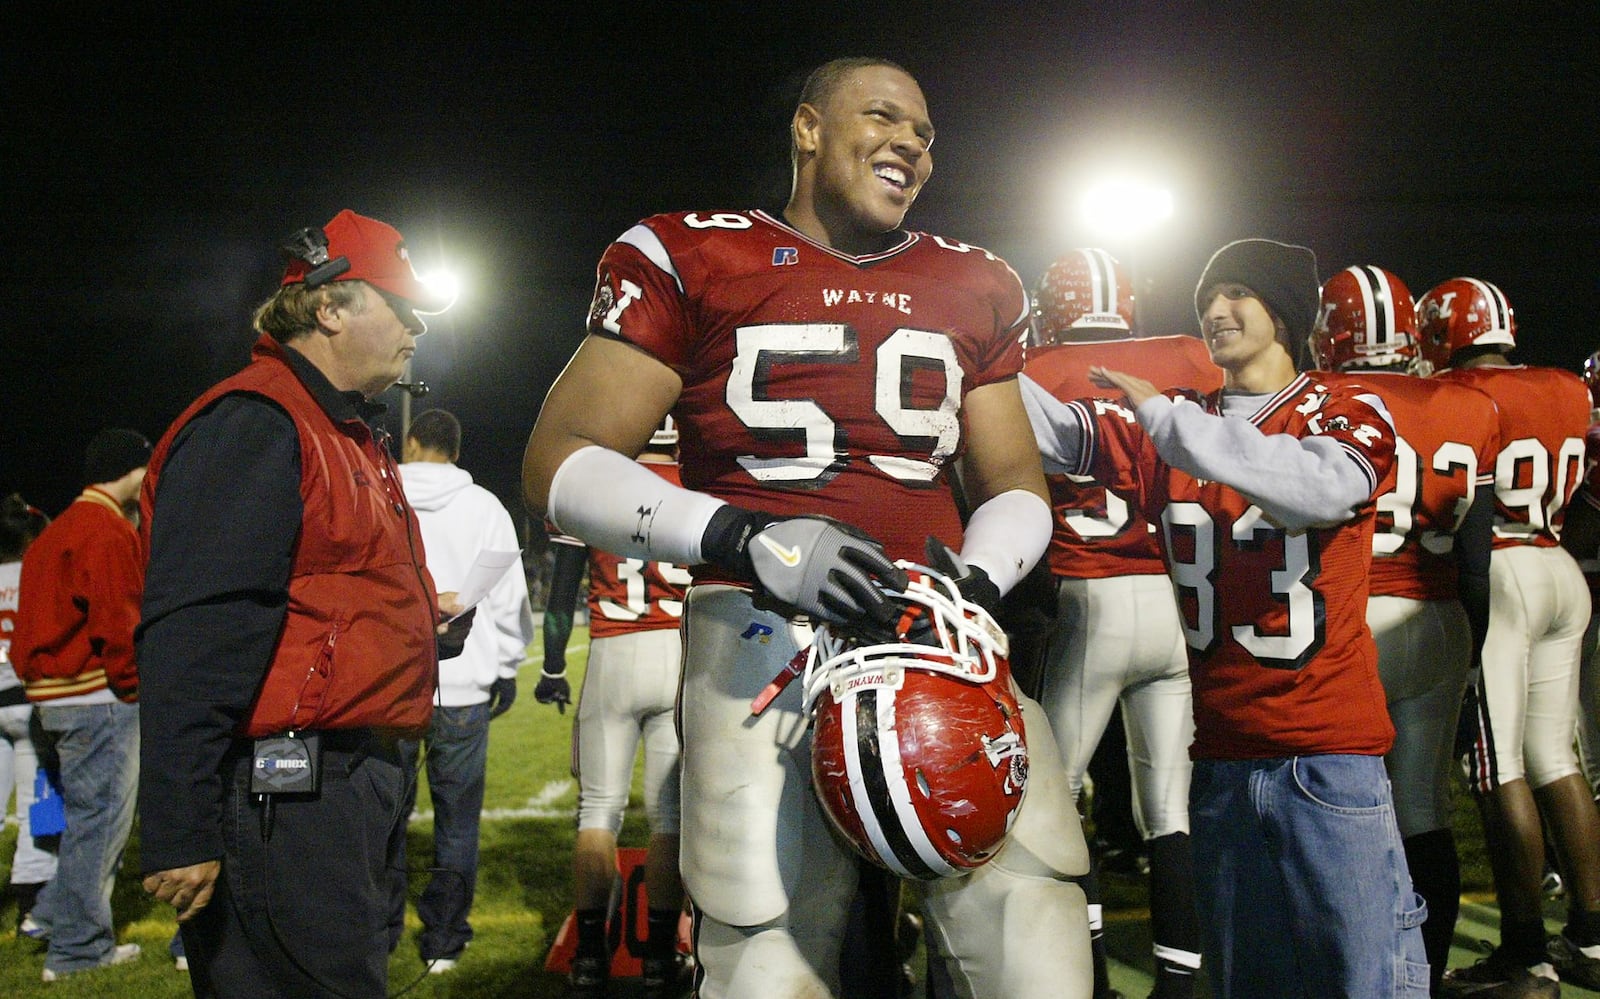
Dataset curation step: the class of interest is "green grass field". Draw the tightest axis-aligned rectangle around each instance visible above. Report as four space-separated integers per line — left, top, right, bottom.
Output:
1 627 1595 997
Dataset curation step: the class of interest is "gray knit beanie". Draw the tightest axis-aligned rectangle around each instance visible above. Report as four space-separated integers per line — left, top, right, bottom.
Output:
1195 239 1320 361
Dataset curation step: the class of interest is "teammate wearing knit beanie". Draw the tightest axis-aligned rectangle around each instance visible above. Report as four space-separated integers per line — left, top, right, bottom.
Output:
1194 238 1320 369
1019 238 1427 996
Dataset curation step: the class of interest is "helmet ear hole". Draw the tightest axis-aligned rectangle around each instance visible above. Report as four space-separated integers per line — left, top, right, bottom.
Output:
915 770 931 798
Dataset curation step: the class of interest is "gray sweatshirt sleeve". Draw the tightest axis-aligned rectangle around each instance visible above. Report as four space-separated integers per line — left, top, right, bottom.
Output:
1134 394 1375 531
1019 373 1088 473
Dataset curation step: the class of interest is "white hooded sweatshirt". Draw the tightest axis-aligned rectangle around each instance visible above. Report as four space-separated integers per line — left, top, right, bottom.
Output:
400 461 535 707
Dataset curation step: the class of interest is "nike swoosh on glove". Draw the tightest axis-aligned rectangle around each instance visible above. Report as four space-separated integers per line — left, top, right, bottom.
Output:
747 517 908 624
701 506 907 625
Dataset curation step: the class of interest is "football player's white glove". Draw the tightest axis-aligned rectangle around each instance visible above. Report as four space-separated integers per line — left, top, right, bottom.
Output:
701 508 907 625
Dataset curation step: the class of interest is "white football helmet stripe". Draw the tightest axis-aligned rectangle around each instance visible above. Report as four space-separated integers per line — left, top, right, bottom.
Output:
841 687 960 879
1465 277 1514 343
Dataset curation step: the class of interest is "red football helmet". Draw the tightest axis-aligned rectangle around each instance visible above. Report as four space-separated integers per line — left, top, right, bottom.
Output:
1311 265 1417 372
806 564 1028 880
1582 350 1600 401
1417 277 1515 371
1031 248 1135 345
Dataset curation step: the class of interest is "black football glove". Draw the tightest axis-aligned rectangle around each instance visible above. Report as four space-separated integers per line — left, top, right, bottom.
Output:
701 507 908 625
534 670 572 714
923 537 1002 617
436 607 476 660
1453 680 1481 761
487 676 518 719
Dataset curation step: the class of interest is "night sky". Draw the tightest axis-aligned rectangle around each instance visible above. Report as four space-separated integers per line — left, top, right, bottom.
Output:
5 5 1597 525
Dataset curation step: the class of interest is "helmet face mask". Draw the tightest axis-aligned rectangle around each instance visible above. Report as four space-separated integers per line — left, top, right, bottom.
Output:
807 564 1028 880
1031 247 1135 346
1312 265 1418 372
1416 277 1515 371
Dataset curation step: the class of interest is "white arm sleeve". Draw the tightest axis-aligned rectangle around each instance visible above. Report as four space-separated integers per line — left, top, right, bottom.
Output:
1019 373 1089 473
546 445 726 564
1134 395 1374 531
959 488 1053 597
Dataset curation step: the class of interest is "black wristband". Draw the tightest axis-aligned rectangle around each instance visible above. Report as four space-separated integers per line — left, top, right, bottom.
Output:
700 504 771 581
963 566 1002 617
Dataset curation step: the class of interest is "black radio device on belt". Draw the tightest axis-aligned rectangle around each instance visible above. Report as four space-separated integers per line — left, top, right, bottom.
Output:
251 731 321 795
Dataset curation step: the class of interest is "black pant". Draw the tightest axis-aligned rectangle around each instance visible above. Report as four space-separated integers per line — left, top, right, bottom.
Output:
180 734 411 999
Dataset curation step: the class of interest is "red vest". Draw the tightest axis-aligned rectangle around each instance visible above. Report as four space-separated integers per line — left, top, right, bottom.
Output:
142 335 439 737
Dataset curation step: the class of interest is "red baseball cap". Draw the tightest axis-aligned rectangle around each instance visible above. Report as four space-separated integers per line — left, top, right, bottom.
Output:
281 209 451 313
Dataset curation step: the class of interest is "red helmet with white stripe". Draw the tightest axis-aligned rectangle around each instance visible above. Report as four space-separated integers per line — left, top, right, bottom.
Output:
807 564 1027 879
1417 277 1516 371
1310 265 1418 372
1031 248 1135 345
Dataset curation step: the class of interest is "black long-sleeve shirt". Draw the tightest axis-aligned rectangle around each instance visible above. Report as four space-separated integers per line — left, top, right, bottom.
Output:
136 346 388 873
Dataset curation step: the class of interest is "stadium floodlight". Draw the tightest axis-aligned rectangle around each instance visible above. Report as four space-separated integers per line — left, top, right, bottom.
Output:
418 268 462 314
1079 180 1174 241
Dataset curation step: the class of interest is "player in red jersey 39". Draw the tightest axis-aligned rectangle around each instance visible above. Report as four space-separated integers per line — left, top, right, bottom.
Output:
524 57 1091 999
540 420 692 999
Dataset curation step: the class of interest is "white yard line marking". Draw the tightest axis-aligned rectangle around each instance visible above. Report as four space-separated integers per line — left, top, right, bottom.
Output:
410 778 576 822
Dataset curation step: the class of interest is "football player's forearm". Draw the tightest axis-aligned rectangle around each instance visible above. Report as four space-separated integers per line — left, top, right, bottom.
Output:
1018 374 1089 473
960 489 1052 597
1136 395 1371 529
547 445 725 565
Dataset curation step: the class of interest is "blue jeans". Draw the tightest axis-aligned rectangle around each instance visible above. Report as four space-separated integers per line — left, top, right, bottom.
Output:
396 703 490 960
1191 755 1430 998
0 703 59 885
31 701 139 973
181 736 409 998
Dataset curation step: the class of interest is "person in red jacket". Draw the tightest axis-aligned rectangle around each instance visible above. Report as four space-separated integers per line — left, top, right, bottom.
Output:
135 209 470 999
12 427 149 980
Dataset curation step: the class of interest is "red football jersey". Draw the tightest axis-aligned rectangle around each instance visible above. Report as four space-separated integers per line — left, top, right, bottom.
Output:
1577 421 1600 603
586 210 1028 566
1322 372 1500 599
1023 334 1221 578
1072 373 1397 759
551 460 691 638
1435 365 1589 550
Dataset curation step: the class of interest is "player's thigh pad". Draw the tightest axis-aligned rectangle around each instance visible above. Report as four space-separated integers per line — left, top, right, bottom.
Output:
678 585 856 927
1523 546 1589 787
1369 595 1470 835
984 689 1089 879
922 865 1092 999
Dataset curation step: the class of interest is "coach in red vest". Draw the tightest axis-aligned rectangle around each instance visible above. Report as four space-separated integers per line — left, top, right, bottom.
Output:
134 210 470 999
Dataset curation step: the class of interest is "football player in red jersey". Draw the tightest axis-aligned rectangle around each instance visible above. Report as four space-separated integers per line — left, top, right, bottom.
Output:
1023 239 1429 998
539 421 692 998
523 57 1091 999
1562 351 1600 807
1419 280 1600 995
1023 248 1218 999
1310 265 1498 994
